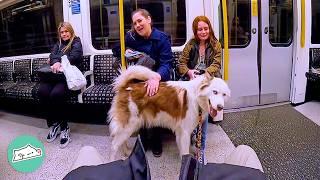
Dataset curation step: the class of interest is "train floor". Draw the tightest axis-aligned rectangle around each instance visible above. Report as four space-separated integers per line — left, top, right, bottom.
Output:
0 101 319 179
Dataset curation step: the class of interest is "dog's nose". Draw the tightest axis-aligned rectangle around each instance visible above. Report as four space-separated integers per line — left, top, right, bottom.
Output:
217 104 224 111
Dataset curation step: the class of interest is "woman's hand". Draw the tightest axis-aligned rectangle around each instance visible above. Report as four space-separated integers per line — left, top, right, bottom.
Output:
187 69 200 80
51 62 62 73
145 73 161 96
125 49 134 54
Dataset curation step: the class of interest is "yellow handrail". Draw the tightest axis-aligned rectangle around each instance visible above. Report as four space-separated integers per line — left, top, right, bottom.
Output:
118 0 126 71
222 0 229 80
300 0 305 48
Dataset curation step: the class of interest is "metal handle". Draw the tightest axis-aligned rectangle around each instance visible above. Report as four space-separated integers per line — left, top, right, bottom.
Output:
264 27 269 34
252 28 257 34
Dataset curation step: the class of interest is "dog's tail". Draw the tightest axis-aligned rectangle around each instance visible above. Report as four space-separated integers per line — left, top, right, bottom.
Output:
112 65 158 91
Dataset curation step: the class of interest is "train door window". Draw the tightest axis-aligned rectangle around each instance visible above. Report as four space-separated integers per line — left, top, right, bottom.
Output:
89 0 186 50
0 0 63 57
223 0 251 47
269 0 293 46
311 0 320 44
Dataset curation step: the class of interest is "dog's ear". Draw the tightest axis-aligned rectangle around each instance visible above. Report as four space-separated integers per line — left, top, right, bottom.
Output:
199 72 215 91
225 86 231 98
199 73 212 91
197 96 209 113
199 81 209 91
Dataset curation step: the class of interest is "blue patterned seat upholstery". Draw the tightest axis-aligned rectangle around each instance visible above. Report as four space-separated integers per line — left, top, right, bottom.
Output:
3 56 91 103
79 55 91 73
82 54 117 104
0 61 15 99
5 59 35 102
172 51 182 80
30 58 49 103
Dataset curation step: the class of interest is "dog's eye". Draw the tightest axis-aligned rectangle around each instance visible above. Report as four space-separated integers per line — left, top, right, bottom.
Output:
213 90 218 95
223 93 226 96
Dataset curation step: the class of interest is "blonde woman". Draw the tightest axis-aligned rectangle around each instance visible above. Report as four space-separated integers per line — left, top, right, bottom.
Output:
38 22 83 148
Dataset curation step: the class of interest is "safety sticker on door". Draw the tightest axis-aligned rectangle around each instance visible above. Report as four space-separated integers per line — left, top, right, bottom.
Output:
72 0 81 14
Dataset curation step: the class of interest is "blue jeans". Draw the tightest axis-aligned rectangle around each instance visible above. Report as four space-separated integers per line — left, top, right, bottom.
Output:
200 115 208 150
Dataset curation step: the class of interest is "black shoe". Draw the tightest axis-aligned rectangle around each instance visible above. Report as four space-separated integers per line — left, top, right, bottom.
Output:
140 130 149 151
46 123 61 143
151 142 162 157
60 127 71 148
208 116 214 124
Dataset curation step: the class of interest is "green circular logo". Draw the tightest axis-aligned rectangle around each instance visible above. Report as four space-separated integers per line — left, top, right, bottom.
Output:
7 135 45 173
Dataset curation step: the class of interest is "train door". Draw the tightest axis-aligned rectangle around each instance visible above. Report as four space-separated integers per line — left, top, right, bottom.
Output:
225 0 260 108
224 0 293 108
260 0 293 105
64 0 83 40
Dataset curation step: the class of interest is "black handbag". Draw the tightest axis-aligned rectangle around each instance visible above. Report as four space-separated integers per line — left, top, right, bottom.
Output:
37 64 65 82
126 51 156 70
135 53 156 70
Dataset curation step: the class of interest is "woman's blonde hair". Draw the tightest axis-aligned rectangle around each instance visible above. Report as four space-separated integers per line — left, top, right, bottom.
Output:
57 22 75 53
192 16 218 48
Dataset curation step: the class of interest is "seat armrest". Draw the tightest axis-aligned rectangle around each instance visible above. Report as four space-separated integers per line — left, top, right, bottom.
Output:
83 70 93 77
78 70 94 103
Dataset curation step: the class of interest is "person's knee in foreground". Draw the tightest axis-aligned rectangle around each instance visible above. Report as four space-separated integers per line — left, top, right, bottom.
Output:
38 22 83 148
66 144 264 179
178 16 222 163
71 146 104 171
112 8 173 157
225 145 264 173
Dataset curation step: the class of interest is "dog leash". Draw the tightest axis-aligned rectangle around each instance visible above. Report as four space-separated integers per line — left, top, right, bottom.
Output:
195 109 203 163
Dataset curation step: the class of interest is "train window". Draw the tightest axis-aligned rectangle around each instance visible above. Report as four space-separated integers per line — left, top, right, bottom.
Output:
0 0 63 57
89 0 186 50
311 0 320 44
269 0 293 46
224 0 251 48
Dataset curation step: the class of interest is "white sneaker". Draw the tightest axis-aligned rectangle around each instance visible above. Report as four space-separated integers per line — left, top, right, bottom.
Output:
311 67 320 74
46 123 61 143
60 127 71 148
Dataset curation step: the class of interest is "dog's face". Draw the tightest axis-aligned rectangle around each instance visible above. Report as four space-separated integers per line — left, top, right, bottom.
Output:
197 77 230 118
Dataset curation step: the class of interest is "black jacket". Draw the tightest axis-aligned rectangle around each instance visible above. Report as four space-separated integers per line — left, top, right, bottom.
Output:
49 37 83 67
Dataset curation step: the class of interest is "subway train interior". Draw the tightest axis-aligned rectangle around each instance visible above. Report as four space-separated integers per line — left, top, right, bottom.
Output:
0 0 320 179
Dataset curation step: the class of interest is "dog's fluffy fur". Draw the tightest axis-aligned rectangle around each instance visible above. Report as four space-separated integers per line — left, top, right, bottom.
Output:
108 65 230 160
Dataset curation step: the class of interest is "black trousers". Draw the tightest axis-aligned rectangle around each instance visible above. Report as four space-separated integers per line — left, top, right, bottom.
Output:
140 127 163 151
38 80 71 130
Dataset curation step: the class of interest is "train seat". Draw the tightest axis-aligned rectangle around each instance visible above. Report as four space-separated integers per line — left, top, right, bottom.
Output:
0 61 15 99
171 51 182 81
82 54 117 104
5 59 36 102
306 48 320 81
1 55 92 104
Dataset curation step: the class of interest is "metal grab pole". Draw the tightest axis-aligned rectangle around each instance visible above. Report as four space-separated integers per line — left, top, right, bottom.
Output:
222 0 229 81
300 0 305 48
119 0 126 71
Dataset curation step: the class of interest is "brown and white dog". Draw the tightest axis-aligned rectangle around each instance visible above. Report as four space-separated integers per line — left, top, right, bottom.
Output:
108 65 230 160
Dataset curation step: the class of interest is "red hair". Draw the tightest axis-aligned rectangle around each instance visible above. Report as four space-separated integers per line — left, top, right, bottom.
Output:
192 16 218 48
